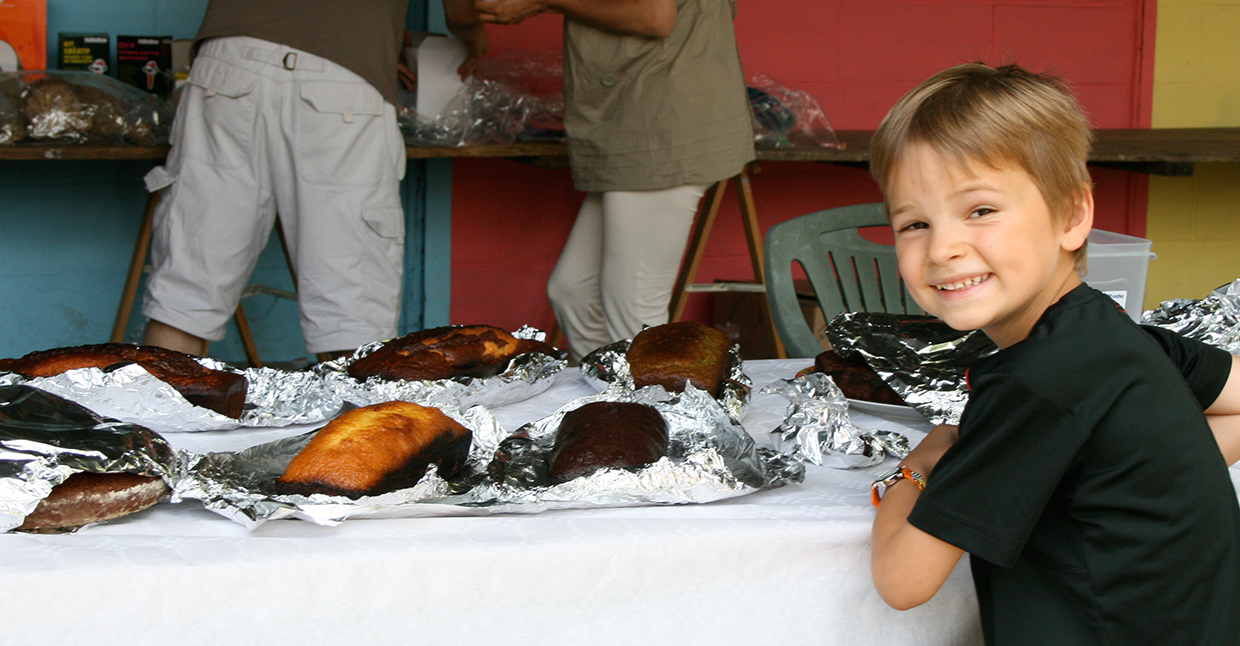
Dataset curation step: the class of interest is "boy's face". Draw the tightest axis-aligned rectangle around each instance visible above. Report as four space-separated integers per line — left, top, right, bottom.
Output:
887 142 1091 348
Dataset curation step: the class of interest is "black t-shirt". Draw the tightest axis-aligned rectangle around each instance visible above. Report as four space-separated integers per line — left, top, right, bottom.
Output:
908 285 1240 645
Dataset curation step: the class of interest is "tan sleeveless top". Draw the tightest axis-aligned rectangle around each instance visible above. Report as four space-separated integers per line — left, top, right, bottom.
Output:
194 0 408 105
563 0 755 192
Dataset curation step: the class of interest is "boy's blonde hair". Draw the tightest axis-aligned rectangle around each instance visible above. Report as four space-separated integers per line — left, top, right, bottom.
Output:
869 63 1094 266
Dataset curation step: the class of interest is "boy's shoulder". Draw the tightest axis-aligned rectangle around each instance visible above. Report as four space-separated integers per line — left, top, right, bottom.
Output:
977 285 1146 380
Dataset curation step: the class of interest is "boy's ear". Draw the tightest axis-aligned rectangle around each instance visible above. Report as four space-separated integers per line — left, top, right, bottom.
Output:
1061 185 1094 253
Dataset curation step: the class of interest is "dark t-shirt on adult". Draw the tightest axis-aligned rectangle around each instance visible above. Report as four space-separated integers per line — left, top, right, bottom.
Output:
909 284 1240 645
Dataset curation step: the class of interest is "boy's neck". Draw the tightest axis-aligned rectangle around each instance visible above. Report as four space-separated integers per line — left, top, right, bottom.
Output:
984 271 1084 350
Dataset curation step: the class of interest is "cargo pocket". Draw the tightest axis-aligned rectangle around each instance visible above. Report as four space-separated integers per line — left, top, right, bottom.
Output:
362 204 405 240
179 56 261 170
298 81 389 187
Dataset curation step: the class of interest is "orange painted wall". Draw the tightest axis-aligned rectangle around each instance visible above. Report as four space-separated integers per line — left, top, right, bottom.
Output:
449 1 1156 333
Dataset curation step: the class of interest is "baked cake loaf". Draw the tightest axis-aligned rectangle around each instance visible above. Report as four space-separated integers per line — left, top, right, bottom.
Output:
0 343 248 418
275 401 472 499
627 321 731 396
814 350 905 406
16 472 169 532
548 401 669 482
347 324 560 382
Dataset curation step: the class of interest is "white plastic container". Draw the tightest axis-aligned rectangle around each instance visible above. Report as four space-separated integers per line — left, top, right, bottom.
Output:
1083 229 1156 322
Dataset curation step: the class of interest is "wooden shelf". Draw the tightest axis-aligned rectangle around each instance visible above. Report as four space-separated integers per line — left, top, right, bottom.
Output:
5 128 1238 176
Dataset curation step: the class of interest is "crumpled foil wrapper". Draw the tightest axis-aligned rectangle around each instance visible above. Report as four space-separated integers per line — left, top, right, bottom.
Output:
0 358 343 434
172 399 507 529
318 326 566 410
173 383 803 528
0 384 177 532
477 382 803 508
827 313 998 425
761 372 910 469
578 339 751 423
1142 279 1240 355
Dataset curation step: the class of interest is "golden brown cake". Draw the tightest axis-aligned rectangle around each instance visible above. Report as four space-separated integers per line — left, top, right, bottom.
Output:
0 343 248 418
627 321 732 396
548 401 669 483
813 349 905 406
347 324 560 382
16 472 169 532
275 401 472 499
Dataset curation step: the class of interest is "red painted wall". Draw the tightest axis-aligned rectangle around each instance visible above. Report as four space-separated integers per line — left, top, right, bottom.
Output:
449 1 1156 335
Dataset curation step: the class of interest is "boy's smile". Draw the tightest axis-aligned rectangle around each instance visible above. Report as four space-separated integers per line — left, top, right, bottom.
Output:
887 143 1092 349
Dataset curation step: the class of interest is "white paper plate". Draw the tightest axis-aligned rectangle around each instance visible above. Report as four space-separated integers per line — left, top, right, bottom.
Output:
847 398 926 422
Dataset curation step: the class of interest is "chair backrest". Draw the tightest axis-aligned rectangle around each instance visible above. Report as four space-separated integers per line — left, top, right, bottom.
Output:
764 202 923 357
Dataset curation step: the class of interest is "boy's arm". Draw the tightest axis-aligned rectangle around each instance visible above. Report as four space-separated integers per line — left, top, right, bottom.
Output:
871 424 967 610
1205 354 1240 465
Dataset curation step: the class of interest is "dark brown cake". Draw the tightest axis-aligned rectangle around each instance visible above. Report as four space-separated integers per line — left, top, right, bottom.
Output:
275 401 472 499
347 324 560 382
548 401 669 482
0 343 248 418
16 472 169 532
627 321 731 397
814 349 905 406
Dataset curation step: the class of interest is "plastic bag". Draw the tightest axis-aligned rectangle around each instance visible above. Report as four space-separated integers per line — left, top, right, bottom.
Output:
0 70 172 145
400 51 842 151
401 51 564 148
747 73 842 149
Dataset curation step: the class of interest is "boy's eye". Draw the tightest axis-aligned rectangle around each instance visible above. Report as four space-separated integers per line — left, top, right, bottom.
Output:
896 221 928 232
970 207 996 218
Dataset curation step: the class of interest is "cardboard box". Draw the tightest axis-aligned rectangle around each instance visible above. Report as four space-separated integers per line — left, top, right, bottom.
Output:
58 32 109 74
117 35 173 99
0 0 46 71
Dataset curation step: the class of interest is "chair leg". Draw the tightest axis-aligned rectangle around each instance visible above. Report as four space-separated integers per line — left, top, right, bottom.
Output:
669 178 729 322
111 191 159 343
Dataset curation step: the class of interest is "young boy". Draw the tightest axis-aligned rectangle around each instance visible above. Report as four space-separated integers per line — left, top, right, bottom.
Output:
867 63 1240 645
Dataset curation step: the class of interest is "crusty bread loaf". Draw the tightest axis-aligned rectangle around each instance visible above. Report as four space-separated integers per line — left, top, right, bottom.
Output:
347 324 560 382
548 401 669 482
0 343 248 418
275 401 472 499
16 472 168 532
814 349 905 405
627 321 731 396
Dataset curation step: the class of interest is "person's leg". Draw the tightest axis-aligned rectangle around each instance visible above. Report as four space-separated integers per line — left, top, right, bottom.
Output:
280 49 405 355
547 193 607 360
144 319 208 356
598 184 708 342
142 36 278 354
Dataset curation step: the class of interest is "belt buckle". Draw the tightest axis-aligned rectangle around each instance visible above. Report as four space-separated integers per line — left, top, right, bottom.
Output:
282 52 297 70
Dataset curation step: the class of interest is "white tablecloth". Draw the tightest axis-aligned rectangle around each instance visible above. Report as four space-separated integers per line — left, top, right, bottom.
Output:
1 359 987 645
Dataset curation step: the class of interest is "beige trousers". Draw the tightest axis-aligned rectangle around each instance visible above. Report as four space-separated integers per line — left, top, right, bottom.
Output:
547 184 709 360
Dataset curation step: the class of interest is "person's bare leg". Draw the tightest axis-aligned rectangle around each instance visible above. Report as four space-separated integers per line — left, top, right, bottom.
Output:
144 319 209 356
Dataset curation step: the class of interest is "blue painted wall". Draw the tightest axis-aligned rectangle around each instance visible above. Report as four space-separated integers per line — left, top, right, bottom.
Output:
2 0 439 367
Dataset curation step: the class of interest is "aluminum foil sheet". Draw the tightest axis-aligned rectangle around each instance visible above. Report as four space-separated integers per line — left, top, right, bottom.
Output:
318 326 567 410
477 382 802 507
827 313 997 425
578 339 752 423
0 358 343 434
0 384 177 532
762 371 909 469
1142 279 1240 355
173 400 506 529
173 383 803 529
